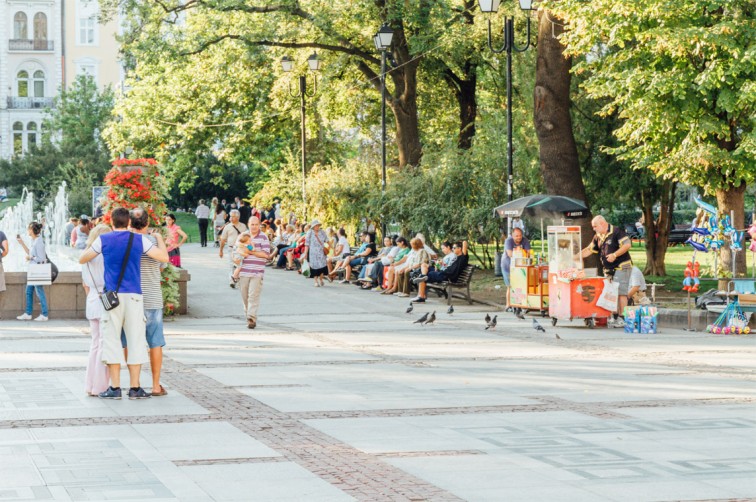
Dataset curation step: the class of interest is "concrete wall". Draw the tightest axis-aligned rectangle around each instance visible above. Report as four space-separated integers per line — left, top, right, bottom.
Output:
1 269 191 318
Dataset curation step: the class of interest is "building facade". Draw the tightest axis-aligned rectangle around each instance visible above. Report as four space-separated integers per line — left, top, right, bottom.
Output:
0 0 120 159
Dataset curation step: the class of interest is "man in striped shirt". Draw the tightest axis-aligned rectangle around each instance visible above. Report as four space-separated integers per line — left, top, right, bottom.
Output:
129 208 168 396
237 216 270 329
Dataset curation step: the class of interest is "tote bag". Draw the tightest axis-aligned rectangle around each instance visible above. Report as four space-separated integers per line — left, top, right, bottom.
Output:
27 263 52 286
596 279 619 311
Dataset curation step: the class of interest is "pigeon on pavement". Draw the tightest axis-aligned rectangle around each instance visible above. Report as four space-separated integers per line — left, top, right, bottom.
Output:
532 319 546 332
447 305 454 315
515 310 526 320
425 311 437 325
414 313 429 325
555 333 562 340
406 304 414 314
485 313 491 324
485 315 498 330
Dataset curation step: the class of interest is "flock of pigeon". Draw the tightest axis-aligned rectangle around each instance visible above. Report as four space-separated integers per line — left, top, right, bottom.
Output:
409 305 561 339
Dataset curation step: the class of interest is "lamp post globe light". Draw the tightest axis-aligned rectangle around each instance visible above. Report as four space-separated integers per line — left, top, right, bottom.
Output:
373 23 393 238
280 52 321 220
479 0 535 214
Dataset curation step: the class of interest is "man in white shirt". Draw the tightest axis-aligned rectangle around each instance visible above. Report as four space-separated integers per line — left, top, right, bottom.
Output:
628 266 650 305
195 199 211 247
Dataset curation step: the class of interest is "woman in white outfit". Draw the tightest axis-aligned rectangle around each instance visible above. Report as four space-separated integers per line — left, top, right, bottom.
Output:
81 224 112 396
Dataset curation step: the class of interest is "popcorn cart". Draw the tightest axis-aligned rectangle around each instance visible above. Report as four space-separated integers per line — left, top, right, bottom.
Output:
509 253 549 316
547 225 612 328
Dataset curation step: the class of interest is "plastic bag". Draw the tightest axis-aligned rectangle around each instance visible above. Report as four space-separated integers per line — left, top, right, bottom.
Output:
301 259 311 278
596 279 619 312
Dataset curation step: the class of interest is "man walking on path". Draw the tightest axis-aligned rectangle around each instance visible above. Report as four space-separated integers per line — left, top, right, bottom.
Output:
0 229 7 315
219 209 247 288
129 208 168 396
238 216 270 329
79 207 169 400
194 199 211 247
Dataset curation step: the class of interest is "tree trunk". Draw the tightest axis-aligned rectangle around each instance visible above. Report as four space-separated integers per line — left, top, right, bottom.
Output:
717 182 747 289
642 180 675 276
387 29 423 167
533 9 593 253
455 76 477 150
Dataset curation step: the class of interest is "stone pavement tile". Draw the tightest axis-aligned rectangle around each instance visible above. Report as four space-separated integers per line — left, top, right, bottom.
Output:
132 422 281 461
0 338 89 353
0 352 88 370
167 345 380 366
582 478 744 501
367 339 580 359
385 456 607 502
180 463 354 501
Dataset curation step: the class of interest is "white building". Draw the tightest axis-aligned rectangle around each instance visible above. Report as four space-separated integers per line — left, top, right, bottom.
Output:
0 0 121 159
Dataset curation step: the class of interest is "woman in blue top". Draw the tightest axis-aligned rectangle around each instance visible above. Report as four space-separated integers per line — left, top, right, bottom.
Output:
16 222 49 321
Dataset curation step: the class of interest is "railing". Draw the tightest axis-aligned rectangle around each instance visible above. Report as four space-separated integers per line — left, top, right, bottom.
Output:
6 97 54 109
8 39 54 51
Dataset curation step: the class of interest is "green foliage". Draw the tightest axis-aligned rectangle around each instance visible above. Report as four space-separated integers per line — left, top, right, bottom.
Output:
552 0 756 194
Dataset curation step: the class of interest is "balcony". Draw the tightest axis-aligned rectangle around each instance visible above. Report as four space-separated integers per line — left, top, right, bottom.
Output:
9 39 54 51
7 97 54 109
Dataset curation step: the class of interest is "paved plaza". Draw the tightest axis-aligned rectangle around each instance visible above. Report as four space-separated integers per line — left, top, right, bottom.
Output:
0 244 754 501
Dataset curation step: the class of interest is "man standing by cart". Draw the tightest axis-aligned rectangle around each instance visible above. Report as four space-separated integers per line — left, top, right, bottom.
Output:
502 227 530 312
580 215 632 328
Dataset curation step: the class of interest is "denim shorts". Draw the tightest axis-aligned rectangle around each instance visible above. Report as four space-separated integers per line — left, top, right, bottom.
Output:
502 269 511 287
121 308 166 349
351 256 368 267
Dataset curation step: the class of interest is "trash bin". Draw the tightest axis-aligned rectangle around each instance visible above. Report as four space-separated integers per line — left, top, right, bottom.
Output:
494 251 503 277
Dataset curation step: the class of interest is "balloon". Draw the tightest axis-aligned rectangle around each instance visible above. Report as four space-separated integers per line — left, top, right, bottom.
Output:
692 227 711 236
694 197 717 215
686 239 709 252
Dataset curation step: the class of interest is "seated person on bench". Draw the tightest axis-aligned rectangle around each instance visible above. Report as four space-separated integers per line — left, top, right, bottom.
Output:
411 241 468 303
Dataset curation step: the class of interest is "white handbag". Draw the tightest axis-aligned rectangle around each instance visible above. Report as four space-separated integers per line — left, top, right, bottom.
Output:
27 263 52 286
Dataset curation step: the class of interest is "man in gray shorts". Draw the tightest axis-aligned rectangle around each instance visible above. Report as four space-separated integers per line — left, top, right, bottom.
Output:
580 215 633 328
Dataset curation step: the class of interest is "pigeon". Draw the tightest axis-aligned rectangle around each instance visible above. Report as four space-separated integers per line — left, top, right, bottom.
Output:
414 312 429 324
555 333 562 340
532 319 546 333
485 313 491 324
515 310 526 320
447 305 454 315
425 311 437 325
406 304 414 314
485 315 497 330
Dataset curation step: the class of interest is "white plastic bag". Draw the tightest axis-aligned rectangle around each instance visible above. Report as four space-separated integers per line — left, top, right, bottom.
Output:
596 278 619 311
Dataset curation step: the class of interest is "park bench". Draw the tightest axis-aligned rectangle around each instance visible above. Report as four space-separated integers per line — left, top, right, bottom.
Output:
426 264 476 305
332 246 366 280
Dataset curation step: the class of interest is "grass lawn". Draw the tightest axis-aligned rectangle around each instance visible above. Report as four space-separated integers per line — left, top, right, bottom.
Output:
172 212 204 244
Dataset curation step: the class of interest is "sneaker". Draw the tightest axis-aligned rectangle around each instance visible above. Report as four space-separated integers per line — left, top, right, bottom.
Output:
339 279 349 284
99 386 122 399
33 315 48 322
411 275 428 284
128 387 151 399
410 296 426 303
247 318 256 329
372 286 383 292
16 313 32 321
610 318 625 328
397 293 410 298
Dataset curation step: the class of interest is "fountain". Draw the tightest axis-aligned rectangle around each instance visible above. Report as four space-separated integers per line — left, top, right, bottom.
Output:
0 183 80 271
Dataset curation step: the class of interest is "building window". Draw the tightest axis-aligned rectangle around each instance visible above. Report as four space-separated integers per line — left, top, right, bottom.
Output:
33 13 47 41
33 71 45 97
27 122 38 149
79 17 95 45
13 122 23 155
14 12 28 39
17 71 29 97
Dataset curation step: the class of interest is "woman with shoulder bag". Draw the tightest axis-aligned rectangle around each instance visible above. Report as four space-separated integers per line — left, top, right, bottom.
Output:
16 222 49 321
303 219 329 287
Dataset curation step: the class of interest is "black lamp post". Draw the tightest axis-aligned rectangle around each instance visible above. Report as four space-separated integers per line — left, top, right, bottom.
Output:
373 23 394 238
479 0 535 207
281 52 321 220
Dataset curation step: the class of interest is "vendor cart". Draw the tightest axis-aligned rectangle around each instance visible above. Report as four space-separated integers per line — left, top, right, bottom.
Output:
509 254 549 316
547 225 612 328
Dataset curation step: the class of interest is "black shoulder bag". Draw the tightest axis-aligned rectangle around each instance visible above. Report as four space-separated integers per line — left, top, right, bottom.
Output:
100 233 134 311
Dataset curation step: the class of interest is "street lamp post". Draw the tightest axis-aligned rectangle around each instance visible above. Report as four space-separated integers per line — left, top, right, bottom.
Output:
479 0 535 209
373 24 394 238
281 53 321 221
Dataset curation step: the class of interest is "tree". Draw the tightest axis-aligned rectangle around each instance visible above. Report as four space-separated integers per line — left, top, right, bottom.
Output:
553 0 756 281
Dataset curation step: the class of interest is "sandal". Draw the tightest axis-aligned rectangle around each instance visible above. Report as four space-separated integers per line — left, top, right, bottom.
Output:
151 385 168 397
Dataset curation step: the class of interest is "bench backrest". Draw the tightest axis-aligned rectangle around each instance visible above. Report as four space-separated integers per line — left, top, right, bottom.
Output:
732 279 756 294
452 265 475 285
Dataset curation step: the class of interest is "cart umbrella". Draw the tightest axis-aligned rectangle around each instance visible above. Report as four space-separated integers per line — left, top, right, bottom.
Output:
493 195 589 254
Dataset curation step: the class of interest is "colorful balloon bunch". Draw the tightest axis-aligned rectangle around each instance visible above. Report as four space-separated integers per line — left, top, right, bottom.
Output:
682 261 700 292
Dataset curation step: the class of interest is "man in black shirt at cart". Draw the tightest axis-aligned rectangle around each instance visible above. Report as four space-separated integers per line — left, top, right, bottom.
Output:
580 215 632 328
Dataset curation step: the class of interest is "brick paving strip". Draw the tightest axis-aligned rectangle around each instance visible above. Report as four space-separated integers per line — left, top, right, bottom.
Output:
161 358 464 502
